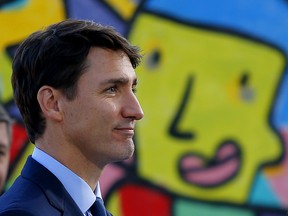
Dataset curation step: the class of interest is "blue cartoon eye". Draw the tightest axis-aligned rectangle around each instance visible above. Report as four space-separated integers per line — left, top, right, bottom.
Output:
239 71 254 102
146 49 161 70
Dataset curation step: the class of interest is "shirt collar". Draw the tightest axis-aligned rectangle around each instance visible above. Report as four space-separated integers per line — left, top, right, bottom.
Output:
32 147 101 214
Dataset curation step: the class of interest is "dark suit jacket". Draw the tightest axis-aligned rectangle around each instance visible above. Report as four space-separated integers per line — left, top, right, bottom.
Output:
0 156 111 216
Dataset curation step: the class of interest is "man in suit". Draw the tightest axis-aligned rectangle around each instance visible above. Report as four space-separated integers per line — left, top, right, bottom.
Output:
0 19 144 216
0 105 13 194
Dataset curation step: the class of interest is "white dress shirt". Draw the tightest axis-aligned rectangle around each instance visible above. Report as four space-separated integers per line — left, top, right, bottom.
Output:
32 147 102 215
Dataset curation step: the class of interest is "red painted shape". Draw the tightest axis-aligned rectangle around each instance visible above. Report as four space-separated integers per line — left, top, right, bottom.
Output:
120 184 171 216
9 123 29 164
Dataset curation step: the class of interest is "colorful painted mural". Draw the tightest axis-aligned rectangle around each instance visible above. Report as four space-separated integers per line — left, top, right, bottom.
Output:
1 0 288 215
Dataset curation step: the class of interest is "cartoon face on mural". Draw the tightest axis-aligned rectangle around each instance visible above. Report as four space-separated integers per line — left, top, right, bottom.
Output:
2 0 288 215
129 13 285 203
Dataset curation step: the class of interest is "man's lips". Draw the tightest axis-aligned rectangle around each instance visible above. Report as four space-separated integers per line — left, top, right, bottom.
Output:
179 142 241 187
113 127 135 137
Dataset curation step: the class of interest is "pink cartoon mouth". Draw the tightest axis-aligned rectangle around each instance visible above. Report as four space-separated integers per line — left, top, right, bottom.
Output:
179 142 241 187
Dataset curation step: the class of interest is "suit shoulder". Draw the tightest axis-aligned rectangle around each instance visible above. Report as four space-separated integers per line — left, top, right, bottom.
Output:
0 176 50 213
0 209 35 216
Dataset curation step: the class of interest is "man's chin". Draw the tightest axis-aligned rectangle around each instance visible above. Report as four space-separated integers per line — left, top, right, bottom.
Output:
117 146 134 162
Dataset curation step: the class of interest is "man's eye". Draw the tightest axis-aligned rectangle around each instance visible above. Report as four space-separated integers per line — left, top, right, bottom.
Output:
107 86 117 93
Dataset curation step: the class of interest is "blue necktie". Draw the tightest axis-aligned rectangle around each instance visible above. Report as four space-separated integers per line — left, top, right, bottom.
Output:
89 197 107 216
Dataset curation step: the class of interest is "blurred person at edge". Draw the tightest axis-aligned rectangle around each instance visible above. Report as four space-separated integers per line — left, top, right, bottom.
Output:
0 19 144 216
0 105 12 194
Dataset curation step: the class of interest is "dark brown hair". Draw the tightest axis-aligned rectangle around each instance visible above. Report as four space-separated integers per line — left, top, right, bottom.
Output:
11 19 142 143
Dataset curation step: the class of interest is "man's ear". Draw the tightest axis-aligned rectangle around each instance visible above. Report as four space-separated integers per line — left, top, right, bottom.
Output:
37 86 63 121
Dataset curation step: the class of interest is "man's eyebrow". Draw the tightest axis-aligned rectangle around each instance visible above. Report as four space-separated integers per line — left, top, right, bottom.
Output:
100 77 138 85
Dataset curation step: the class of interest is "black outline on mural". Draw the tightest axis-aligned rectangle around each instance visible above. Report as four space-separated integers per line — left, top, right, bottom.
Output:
169 75 195 140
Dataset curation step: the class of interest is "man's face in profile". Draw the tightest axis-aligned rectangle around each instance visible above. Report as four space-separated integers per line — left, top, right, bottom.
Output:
0 122 10 192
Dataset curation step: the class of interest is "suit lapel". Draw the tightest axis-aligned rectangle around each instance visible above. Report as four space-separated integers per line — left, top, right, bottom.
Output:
21 156 84 216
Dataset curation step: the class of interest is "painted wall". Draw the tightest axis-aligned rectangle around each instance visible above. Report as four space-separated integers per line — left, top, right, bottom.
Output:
1 0 288 215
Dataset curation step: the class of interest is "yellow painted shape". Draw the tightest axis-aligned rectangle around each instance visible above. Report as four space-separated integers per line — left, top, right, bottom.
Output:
0 52 13 102
129 14 285 203
104 0 136 20
5 142 34 189
0 0 65 101
106 190 122 216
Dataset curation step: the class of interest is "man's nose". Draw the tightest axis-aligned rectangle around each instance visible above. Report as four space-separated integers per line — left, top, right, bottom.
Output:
122 92 144 120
